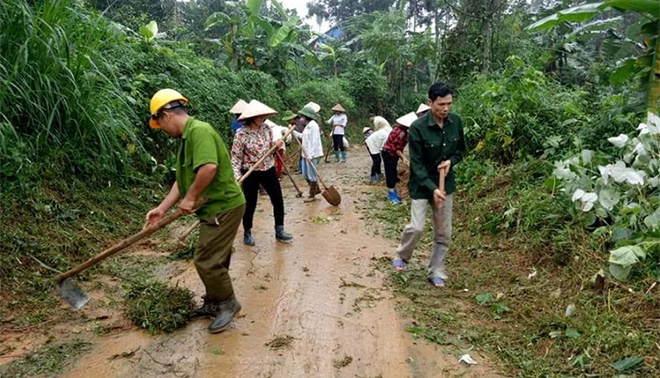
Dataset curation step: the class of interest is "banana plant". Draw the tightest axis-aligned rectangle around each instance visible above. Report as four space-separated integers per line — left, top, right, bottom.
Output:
205 0 304 69
526 0 660 115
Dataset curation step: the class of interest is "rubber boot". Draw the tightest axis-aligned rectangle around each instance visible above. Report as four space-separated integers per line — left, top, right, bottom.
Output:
275 225 293 242
312 181 322 196
394 188 402 201
341 151 347 163
370 175 378 184
191 297 220 318
387 190 402 205
244 229 255 246
334 151 340 162
208 293 242 334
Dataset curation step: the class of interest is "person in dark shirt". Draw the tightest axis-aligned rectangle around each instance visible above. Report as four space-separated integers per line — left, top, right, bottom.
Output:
391 83 466 288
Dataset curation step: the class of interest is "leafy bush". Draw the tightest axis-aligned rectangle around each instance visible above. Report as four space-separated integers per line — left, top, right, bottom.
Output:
124 281 195 334
0 0 140 180
342 66 393 119
455 56 589 163
554 112 660 281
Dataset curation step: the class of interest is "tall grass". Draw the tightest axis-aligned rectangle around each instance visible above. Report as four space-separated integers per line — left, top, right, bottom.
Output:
0 0 139 180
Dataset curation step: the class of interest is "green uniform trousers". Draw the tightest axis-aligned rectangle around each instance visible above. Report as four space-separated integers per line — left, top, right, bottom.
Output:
195 204 245 302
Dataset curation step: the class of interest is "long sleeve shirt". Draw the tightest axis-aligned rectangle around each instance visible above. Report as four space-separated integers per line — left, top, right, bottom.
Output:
295 120 324 159
365 125 392 154
382 124 409 157
327 114 348 136
408 112 465 200
231 123 275 180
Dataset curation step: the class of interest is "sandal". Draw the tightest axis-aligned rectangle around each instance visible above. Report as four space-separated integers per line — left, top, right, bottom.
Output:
393 258 405 272
429 277 445 288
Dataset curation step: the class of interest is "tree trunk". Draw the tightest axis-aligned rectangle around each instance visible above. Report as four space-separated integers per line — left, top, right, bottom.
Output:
647 27 660 116
480 0 493 75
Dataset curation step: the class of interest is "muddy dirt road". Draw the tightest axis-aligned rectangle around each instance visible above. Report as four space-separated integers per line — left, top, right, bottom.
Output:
56 150 500 377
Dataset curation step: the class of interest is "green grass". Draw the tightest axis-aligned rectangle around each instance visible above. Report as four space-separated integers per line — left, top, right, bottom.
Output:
366 159 660 377
0 339 92 378
124 281 195 334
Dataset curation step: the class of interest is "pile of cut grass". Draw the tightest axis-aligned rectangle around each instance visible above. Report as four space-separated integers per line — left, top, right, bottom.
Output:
124 282 195 334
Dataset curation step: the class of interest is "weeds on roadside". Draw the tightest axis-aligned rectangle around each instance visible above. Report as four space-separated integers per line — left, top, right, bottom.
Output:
124 282 194 334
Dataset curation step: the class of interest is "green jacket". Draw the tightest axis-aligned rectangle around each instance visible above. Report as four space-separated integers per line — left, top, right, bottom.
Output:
408 111 465 200
176 117 245 219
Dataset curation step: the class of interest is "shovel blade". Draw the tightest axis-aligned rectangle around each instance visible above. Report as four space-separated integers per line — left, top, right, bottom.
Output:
56 279 90 310
322 186 341 206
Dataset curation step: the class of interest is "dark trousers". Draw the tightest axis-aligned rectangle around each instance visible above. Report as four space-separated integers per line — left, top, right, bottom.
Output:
382 151 399 189
370 153 382 176
241 167 284 230
333 134 345 151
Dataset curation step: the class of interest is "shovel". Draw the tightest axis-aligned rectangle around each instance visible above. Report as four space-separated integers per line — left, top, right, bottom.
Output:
437 166 448 204
294 134 341 206
55 207 196 310
178 125 296 242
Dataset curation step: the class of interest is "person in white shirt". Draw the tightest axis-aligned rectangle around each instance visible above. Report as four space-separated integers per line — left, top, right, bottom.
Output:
294 105 324 200
369 113 391 131
365 122 393 184
326 104 348 163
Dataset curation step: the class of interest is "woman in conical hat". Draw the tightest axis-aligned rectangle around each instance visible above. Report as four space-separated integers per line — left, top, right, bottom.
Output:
326 104 348 163
381 112 417 205
294 105 324 201
231 100 293 246
416 103 430 116
230 99 249 134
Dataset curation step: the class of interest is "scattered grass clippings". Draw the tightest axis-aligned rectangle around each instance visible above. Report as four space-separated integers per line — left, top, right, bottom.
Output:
0 340 92 377
265 335 294 350
333 355 353 369
124 281 195 334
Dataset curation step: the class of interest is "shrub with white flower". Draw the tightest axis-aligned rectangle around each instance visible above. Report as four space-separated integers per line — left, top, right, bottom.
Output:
554 112 660 280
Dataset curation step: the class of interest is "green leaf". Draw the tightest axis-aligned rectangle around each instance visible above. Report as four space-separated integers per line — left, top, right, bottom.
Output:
247 0 265 16
610 58 639 85
609 245 646 267
643 207 660 230
269 15 298 47
253 15 275 38
612 356 643 372
270 0 288 18
139 21 158 42
603 0 660 17
205 12 231 30
544 177 559 190
566 330 581 339
598 188 620 210
475 292 493 306
526 3 603 31
609 263 632 280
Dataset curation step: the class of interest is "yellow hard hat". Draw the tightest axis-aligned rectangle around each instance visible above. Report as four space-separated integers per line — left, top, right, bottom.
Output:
149 89 188 129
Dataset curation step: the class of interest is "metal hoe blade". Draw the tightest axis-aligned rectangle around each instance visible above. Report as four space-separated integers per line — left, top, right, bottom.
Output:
56 279 90 310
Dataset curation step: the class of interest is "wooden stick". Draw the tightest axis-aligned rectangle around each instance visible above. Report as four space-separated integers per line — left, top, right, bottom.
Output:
293 130 330 190
276 152 303 196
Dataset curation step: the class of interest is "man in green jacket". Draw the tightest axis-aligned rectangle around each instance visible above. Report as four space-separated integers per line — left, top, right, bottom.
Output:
392 83 466 288
144 89 246 333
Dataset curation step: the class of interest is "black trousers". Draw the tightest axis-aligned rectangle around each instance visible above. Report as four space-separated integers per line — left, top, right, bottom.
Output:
241 167 284 230
333 134 345 151
381 151 399 189
370 153 382 176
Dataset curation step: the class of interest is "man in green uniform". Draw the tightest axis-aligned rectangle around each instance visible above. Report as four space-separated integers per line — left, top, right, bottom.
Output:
392 83 466 288
144 89 246 333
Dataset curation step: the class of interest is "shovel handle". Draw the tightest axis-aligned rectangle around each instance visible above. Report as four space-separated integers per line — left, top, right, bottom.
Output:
55 209 187 283
439 166 447 194
276 152 303 196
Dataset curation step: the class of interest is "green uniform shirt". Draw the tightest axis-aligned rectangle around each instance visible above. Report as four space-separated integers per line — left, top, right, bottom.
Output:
408 111 465 200
176 117 245 219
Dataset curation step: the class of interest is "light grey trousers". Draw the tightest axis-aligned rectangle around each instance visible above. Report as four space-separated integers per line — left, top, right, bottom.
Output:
395 195 453 280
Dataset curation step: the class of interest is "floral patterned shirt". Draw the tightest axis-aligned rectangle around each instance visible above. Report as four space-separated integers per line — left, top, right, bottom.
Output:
231 122 275 180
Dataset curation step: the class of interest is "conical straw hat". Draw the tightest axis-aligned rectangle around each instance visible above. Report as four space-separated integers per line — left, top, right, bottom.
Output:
331 104 346 112
229 99 248 114
396 112 418 128
303 102 321 113
362 127 371 133
238 100 278 121
416 103 430 114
